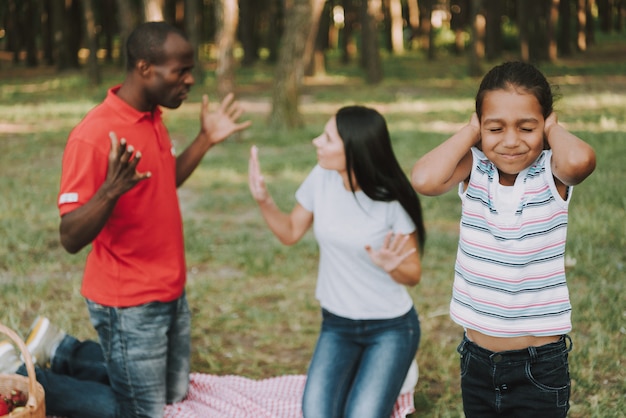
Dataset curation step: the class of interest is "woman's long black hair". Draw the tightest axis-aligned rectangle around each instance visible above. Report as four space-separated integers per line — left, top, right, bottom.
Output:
336 106 426 252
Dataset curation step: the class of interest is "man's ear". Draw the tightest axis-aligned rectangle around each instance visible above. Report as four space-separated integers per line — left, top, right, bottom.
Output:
136 59 152 78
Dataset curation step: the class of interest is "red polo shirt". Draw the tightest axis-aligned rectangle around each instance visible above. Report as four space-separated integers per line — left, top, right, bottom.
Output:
58 86 186 307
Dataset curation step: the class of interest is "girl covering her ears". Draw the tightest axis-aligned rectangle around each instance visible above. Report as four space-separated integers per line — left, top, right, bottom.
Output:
249 105 426 418
411 61 596 418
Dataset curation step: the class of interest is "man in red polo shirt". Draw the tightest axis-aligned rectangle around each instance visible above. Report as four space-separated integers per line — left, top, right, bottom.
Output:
55 21 251 417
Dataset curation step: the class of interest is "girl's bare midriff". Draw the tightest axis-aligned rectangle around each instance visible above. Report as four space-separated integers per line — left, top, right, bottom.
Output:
466 328 561 352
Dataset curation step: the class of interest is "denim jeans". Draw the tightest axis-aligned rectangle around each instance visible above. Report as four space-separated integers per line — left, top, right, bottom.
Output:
457 334 572 418
17 335 117 418
87 294 191 418
302 306 420 418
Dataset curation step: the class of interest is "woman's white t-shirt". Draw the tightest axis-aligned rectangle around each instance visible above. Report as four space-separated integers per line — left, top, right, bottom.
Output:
295 165 416 320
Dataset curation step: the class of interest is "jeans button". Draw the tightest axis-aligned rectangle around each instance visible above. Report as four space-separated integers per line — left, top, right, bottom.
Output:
492 354 503 363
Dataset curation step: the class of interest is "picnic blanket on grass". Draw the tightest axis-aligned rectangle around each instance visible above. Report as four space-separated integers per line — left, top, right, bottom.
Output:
48 373 415 418
164 373 415 418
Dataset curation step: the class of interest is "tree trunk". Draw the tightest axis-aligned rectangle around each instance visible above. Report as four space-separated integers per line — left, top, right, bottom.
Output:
215 0 239 100
468 0 484 76
547 0 559 62
450 0 469 55
597 0 612 31
427 2 436 59
517 0 530 61
381 0 391 51
239 0 259 66
586 0 595 45
484 0 502 61
83 0 101 85
415 0 435 59
144 0 165 21
524 0 547 62
340 0 358 63
360 0 383 84
163 0 178 24
558 0 572 56
185 0 204 84
303 0 326 77
52 0 81 70
418 0 432 56
406 0 420 48
576 0 587 51
24 0 39 67
389 0 404 54
267 0 284 63
101 0 116 63
269 0 312 130
7 0 21 64
116 0 137 67
51 0 70 70
42 0 54 65
305 0 330 77
617 0 625 31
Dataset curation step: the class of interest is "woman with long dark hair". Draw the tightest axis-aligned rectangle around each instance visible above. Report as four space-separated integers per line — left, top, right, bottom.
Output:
249 105 425 418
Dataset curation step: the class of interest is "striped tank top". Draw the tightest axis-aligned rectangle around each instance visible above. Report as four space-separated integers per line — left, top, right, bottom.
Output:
450 148 573 337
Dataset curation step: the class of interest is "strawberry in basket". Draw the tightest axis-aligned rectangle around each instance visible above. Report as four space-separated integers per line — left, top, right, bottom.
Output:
1 389 28 414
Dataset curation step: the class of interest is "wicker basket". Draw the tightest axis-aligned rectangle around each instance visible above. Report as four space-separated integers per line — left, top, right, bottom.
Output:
0 323 45 418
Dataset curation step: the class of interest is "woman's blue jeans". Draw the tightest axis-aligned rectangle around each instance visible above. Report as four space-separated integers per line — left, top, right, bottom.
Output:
86 294 191 418
302 306 420 418
457 334 572 418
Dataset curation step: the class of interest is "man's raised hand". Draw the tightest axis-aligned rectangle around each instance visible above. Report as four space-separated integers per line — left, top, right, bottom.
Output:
104 131 151 199
199 93 252 145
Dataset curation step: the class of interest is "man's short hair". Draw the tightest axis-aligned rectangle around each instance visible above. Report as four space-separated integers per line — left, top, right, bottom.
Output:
125 21 188 71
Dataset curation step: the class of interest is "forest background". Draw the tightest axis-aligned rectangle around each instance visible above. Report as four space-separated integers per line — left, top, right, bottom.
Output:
1 1 625 417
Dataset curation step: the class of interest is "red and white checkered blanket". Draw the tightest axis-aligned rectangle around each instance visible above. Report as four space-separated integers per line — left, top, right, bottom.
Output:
48 373 415 418
163 373 415 418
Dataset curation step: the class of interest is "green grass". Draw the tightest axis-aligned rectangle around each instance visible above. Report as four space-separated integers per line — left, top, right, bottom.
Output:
1 35 625 417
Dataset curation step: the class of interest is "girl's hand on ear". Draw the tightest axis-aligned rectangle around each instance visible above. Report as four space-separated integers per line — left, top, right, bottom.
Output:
469 112 482 146
544 112 558 138
365 232 417 274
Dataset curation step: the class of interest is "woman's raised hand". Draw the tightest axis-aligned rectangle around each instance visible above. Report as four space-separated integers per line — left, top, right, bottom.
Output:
248 145 270 204
365 232 417 274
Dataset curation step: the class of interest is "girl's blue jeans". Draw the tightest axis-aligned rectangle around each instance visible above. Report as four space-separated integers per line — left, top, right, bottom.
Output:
457 333 572 418
302 306 420 418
